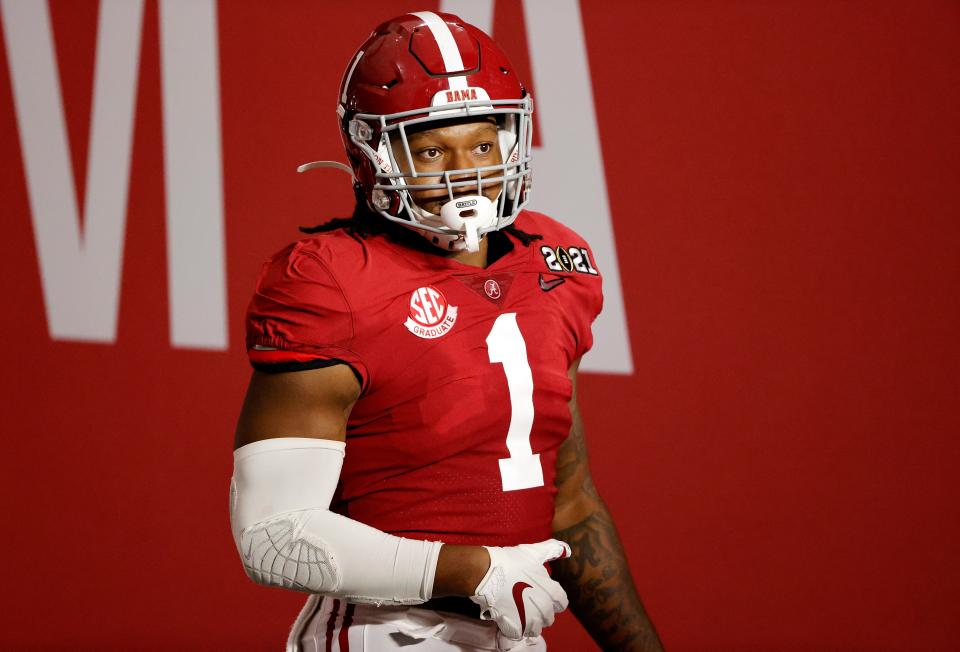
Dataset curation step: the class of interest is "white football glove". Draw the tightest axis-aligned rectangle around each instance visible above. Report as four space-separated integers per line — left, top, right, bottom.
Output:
469 539 572 643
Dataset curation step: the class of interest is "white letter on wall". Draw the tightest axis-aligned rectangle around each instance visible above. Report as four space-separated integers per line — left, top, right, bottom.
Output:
159 0 227 350
442 0 633 373
3 0 227 349
2 0 144 343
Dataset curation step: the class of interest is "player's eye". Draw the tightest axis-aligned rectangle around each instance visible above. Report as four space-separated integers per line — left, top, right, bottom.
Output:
417 147 442 160
475 142 494 155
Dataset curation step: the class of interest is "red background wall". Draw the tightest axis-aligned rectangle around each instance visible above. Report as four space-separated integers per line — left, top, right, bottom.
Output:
1 1 958 650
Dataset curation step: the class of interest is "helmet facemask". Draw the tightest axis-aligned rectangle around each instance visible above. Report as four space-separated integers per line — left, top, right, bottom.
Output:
348 95 533 252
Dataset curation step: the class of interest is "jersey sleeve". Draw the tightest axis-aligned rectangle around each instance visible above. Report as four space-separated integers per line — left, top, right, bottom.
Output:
245 243 369 390
521 210 605 363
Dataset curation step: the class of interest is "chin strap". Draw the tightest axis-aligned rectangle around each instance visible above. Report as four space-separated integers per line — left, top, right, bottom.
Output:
462 219 482 253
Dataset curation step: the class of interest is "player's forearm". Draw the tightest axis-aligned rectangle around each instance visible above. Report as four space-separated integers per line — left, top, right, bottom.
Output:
552 501 665 652
432 544 490 597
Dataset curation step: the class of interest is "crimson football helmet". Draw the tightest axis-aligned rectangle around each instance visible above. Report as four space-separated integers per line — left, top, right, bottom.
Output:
309 12 534 252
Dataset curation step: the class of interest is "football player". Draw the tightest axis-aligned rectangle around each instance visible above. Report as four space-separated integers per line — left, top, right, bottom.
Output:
231 12 664 652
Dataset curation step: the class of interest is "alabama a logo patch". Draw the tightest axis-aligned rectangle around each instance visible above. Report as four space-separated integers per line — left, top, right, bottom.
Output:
404 286 458 339
484 279 502 299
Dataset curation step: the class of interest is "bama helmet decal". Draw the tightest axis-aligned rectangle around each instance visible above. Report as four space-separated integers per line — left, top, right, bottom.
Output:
404 285 458 339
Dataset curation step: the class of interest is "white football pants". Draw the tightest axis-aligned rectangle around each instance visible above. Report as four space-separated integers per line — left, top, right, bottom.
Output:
290 595 548 651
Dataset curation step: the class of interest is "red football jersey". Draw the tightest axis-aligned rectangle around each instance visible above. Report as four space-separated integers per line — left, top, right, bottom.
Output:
245 210 603 546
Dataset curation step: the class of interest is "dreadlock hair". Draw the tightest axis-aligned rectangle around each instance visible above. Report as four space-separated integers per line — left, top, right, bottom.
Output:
502 223 543 247
298 201 386 238
299 187 543 247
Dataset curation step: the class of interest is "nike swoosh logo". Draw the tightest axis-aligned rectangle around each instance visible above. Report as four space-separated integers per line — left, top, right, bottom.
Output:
538 273 566 292
512 581 532 632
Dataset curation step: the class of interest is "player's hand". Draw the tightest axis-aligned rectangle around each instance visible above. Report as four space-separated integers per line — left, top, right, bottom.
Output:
469 538 572 642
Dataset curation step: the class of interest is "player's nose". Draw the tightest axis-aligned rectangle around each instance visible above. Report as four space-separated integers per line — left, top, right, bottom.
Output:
447 146 478 172
448 155 498 195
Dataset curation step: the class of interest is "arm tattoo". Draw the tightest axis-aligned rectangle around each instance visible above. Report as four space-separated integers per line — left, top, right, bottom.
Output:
554 509 664 651
552 396 665 652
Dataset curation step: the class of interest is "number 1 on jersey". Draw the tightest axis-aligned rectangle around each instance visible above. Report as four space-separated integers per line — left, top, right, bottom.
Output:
486 313 545 491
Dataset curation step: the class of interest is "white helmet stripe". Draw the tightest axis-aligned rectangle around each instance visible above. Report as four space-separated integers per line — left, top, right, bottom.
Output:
340 50 364 103
411 11 468 91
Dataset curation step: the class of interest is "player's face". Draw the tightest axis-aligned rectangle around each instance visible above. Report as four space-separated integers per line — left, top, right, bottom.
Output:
391 119 503 215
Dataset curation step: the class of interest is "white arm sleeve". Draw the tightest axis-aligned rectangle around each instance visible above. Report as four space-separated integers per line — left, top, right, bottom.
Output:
229 437 443 606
